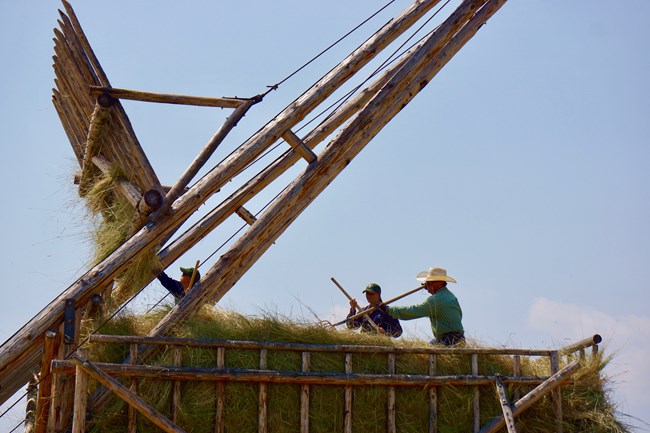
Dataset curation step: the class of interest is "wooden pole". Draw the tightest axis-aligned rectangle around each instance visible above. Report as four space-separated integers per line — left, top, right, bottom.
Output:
558 335 602 356
387 353 396 433
214 347 225 433
34 330 59 433
512 355 521 401
258 348 268 433
71 349 89 433
428 354 437 433
330 277 381 332
69 355 186 433
344 353 352 433
300 352 310 433
158 99 256 217
478 361 580 433
494 375 517 433
89 86 248 109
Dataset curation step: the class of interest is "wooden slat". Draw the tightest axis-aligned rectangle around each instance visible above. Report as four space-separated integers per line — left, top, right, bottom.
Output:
236 207 257 226
89 86 248 108
128 344 138 433
34 331 59 433
172 347 182 424
300 352 310 433
215 347 225 433
258 349 268 433
69 355 186 433
387 353 396 433
344 353 352 433
512 355 521 401
428 354 437 433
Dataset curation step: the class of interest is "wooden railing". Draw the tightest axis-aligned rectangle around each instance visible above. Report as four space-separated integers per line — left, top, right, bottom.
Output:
44 334 601 433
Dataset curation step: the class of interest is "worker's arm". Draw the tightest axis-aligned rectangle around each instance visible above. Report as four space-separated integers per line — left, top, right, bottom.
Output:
387 297 434 320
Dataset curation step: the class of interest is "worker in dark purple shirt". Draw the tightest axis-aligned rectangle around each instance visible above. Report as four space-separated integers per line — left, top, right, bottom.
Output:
157 266 201 300
347 283 402 337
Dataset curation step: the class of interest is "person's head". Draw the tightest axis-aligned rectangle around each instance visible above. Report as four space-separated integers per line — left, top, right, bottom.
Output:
363 283 382 305
416 267 456 294
179 267 201 291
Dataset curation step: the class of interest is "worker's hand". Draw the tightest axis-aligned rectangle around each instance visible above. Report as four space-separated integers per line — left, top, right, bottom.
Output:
349 299 360 310
377 328 386 335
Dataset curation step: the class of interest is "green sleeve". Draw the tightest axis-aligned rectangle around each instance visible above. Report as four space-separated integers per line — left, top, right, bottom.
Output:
388 297 434 320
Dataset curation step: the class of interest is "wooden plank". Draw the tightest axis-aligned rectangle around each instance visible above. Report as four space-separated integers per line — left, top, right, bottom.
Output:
550 352 563 433
69 355 186 433
89 86 248 108
282 130 317 164
472 353 480 433
71 350 89 433
428 354 437 433
300 352 310 433
479 361 580 433
512 355 521 401
344 353 352 433
494 375 517 433
215 347 225 433
387 353 396 433
258 348 268 433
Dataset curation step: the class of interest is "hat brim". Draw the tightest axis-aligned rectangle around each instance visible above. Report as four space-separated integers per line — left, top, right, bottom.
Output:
416 271 457 283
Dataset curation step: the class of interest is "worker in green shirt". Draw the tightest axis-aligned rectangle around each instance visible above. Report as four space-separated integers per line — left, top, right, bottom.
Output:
387 267 465 346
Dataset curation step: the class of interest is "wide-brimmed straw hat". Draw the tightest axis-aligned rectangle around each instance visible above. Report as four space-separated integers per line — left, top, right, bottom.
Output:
416 267 457 283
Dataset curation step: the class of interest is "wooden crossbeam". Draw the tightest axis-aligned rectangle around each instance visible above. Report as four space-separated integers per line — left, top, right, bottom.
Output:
89 85 248 109
69 355 186 433
235 206 257 226
282 130 317 163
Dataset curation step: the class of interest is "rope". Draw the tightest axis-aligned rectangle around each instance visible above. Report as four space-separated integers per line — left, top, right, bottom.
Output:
265 0 397 91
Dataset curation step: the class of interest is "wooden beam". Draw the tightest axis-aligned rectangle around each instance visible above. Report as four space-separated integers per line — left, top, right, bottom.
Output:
69 355 186 433
258 348 268 433
494 375 517 433
282 130 317 164
78 98 113 192
90 155 142 207
428 354 437 433
215 348 225 433
472 353 480 433
159 99 257 216
550 352 563 433
300 352 310 433
479 361 580 433
89 86 248 109
559 334 602 355
128 344 138 433
344 353 352 433
387 353 396 433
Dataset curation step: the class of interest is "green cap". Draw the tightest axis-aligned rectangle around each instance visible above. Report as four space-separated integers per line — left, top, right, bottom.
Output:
180 267 201 283
363 283 381 294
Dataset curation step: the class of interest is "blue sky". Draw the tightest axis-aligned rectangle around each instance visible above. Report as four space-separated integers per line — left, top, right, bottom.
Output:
1 0 649 429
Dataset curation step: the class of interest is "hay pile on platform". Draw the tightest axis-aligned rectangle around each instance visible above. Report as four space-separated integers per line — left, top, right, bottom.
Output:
83 308 630 433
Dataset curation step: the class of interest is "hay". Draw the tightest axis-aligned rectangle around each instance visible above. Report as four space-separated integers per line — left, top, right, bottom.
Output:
82 309 631 433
